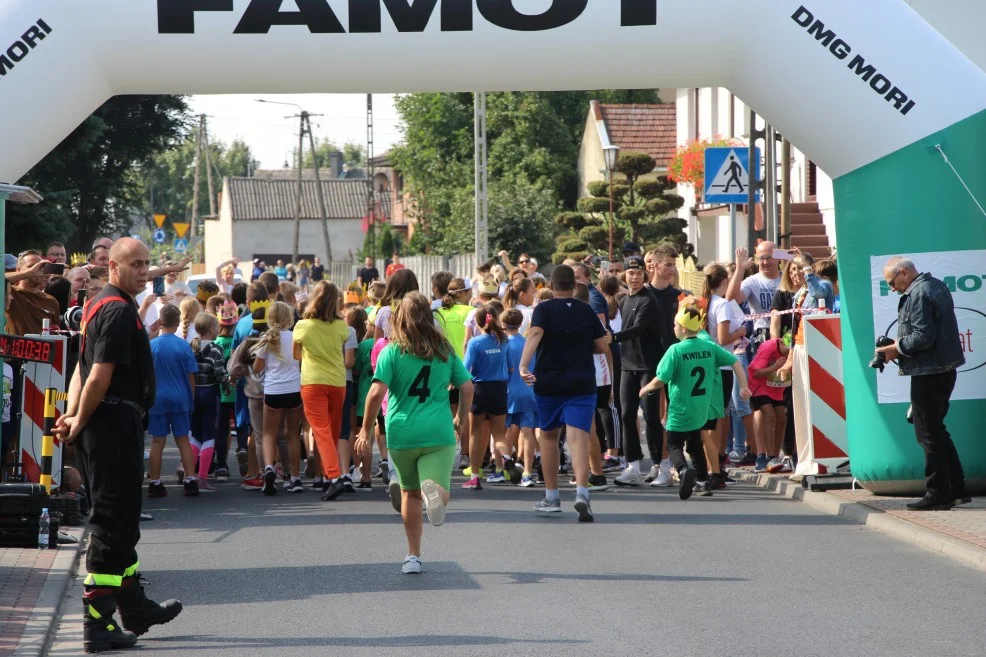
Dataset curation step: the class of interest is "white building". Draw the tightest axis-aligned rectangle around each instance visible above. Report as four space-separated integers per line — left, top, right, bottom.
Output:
204 176 369 271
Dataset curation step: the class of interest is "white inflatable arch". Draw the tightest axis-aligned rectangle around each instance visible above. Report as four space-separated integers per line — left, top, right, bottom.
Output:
2 0 985 491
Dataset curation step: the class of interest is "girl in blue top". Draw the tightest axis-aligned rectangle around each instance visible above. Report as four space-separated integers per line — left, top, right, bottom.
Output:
501 308 539 487
462 303 511 489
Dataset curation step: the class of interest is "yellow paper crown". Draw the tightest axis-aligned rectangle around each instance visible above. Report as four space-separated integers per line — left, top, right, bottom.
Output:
71 252 89 267
675 306 704 333
249 299 272 316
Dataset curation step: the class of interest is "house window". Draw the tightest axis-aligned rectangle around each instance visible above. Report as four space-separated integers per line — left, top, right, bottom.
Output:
806 160 817 198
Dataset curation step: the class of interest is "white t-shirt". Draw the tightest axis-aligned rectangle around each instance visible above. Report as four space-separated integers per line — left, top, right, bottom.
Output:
514 304 533 337
167 281 192 298
374 305 393 339
344 326 358 382
609 308 623 333
740 273 781 330
179 322 199 344
255 330 301 395
707 295 746 368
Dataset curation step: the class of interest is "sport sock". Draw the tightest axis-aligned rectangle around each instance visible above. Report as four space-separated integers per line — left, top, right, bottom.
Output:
576 485 589 499
545 489 560 502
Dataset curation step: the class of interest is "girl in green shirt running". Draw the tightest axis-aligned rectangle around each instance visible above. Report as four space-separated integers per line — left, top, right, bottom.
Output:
355 292 474 575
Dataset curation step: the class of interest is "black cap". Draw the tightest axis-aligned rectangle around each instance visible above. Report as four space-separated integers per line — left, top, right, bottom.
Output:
624 256 645 270
622 242 641 255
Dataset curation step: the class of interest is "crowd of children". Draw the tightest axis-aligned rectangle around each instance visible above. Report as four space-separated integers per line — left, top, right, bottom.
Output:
140 245 833 573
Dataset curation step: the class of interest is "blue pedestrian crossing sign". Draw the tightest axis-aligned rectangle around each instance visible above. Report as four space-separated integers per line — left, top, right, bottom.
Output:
173 238 188 253
704 147 761 204
152 228 166 244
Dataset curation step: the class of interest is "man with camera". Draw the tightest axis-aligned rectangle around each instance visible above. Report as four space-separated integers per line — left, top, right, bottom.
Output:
4 251 60 335
876 257 970 510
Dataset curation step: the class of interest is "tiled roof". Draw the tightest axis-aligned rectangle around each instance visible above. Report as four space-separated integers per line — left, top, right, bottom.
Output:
226 177 372 221
597 103 677 168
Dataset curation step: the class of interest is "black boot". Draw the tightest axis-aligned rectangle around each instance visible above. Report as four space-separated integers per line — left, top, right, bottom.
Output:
116 574 183 637
83 586 138 653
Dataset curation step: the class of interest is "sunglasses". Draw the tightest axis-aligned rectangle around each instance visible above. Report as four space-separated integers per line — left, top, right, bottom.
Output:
518 259 531 265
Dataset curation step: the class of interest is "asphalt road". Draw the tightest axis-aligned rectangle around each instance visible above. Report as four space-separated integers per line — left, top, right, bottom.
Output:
48 446 986 657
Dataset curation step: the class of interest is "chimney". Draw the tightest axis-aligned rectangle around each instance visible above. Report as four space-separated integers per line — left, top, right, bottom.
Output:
329 152 344 179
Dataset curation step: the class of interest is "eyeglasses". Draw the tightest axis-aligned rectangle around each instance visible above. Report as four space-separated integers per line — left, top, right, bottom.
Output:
756 256 773 262
885 269 905 289
518 259 531 265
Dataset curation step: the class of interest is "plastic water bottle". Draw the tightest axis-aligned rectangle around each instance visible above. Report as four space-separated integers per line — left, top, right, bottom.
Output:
38 508 50 549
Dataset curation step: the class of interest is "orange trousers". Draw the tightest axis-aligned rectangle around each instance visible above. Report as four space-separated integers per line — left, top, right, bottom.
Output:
301 384 347 479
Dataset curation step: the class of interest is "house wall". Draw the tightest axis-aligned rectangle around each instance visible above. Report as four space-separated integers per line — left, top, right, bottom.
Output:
231 218 364 265
676 87 837 263
577 111 606 199
204 184 235 272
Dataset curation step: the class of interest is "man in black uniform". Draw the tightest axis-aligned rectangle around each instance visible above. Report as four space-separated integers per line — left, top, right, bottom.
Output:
56 238 182 653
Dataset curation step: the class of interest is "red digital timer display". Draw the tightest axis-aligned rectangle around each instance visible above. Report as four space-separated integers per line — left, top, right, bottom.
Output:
0 333 54 364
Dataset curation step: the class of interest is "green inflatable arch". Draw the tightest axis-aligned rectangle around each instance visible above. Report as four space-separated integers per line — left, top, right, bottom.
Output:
1 0 984 492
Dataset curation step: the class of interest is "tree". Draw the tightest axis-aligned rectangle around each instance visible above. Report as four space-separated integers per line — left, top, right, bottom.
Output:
554 151 687 263
6 95 189 253
392 90 660 254
300 138 366 170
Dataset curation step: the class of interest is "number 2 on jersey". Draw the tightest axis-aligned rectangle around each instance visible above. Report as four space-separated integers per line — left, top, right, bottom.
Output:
690 366 706 397
409 365 432 403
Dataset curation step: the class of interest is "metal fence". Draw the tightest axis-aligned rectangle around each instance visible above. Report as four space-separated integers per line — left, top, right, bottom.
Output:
322 254 477 286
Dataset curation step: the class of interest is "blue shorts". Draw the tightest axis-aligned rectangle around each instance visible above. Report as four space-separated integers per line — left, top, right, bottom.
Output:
535 394 596 433
506 411 538 429
148 411 191 439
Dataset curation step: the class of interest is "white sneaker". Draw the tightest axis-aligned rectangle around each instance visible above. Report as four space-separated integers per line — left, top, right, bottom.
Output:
614 466 644 487
643 464 661 483
402 555 421 574
779 456 794 473
652 461 674 487
421 479 446 527
766 457 783 473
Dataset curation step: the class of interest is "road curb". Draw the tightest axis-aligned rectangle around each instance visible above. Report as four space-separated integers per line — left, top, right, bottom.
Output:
730 469 986 573
12 527 88 657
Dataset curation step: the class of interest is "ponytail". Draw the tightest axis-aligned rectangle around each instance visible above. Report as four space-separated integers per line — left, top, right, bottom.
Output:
190 336 202 353
476 303 506 344
502 277 533 309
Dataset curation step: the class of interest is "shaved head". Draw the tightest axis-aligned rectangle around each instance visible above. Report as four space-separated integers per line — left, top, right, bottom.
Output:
109 237 146 263
109 237 150 296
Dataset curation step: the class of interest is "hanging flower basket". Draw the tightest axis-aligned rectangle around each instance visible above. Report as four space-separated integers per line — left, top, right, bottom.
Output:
668 137 746 197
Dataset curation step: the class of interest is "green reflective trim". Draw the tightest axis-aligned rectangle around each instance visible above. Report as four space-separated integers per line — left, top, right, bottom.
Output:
106 624 115 631
87 604 102 620
122 561 140 578
84 572 123 587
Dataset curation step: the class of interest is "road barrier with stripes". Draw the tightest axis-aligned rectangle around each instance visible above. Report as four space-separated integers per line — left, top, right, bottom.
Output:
20 334 67 488
801 314 849 472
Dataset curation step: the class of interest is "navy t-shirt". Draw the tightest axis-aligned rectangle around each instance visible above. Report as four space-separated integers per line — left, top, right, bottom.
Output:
531 297 605 398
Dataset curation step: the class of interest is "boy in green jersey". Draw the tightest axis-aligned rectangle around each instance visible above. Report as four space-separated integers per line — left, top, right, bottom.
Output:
640 305 751 500
355 292 474 575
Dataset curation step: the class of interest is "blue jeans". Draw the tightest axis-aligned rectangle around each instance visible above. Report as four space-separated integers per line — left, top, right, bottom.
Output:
728 352 752 455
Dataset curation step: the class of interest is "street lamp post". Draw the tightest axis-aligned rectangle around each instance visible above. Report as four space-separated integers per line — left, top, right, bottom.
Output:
603 145 620 263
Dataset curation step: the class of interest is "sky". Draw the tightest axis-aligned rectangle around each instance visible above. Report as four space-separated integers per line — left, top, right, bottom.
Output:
186 94 403 170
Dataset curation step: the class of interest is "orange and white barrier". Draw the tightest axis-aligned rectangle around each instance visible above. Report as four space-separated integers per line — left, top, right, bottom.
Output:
20 335 67 488
800 315 849 472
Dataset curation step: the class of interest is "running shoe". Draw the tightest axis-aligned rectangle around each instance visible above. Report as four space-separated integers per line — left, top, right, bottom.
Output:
262 469 277 496
574 494 593 522
602 456 623 473
402 556 422 574
502 458 523 485
738 452 758 467
778 456 794 473
389 479 403 513
342 475 356 494
652 460 674 487
215 468 230 482
275 465 285 484
766 457 783 473
311 477 325 490
421 479 446 527
588 474 609 491
321 478 345 501
695 480 713 497
458 453 470 470
710 473 727 490
350 466 362 484
533 497 562 513
754 454 768 472
357 481 372 491
728 450 743 463
519 474 535 488
462 476 482 490
236 449 248 476
287 479 305 494
720 453 732 467
376 460 389 480
558 464 569 476
176 467 185 487
147 482 167 498
678 467 696 500
183 479 199 497
643 464 661 483
614 466 644 487
197 479 216 493
241 475 262 491
486 471 507 484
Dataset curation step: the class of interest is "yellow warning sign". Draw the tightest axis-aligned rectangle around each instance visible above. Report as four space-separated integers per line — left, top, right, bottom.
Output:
173 222 190 238
153 213 167 228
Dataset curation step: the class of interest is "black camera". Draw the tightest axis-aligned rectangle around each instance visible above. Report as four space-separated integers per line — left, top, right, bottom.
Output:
63 305 83 331
869 335 895 372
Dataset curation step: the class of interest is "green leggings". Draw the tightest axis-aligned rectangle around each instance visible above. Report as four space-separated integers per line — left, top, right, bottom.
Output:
389 444 456 491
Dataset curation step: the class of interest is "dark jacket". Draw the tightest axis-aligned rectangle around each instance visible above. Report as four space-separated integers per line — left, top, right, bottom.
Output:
896 272 965 376
614 288 662 370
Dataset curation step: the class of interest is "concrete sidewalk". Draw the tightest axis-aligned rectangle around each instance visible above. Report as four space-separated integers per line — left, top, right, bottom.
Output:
729 468 986 572
0 528 86 657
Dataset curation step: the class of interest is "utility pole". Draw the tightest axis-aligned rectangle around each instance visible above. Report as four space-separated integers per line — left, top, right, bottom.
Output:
366 93 375 260
294 113 304 264
305 112 333 261
474 92 489 267
203 117 216 219
191 114 204 249
781 137 792 250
